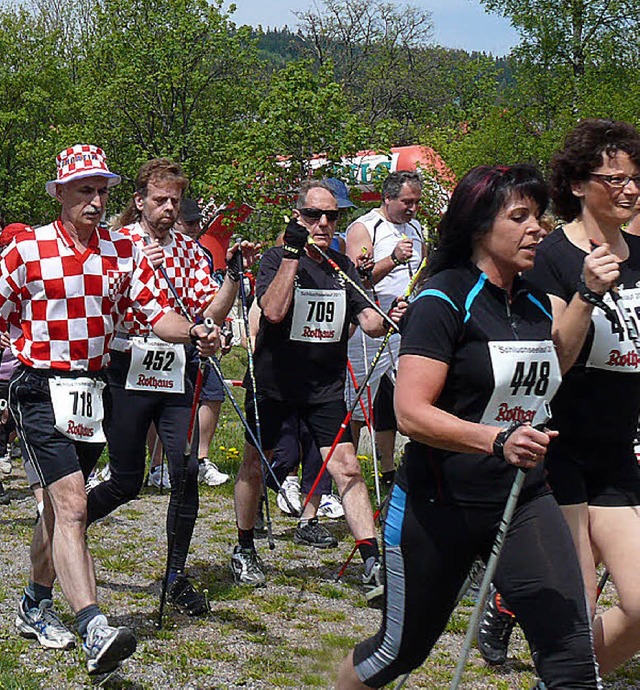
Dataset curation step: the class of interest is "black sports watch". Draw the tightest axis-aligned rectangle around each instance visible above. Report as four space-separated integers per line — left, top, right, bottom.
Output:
492 421 524 460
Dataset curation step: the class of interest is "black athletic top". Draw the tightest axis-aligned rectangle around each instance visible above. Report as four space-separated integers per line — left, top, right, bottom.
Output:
398 262 560 507
252 246 370 404
527 229 640 443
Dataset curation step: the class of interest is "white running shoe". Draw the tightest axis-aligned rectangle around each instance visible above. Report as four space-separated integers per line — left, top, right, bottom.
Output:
276 476 302 515
16 597 76 650
0 452 12 475
97 464 111 482
198 458 229 486
83 614 136 676
317 493 344 519
85 464 110 493
148 465 171 489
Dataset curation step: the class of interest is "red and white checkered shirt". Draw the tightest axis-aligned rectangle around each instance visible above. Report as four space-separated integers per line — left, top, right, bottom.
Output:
119 223 218 336
0 220 171 371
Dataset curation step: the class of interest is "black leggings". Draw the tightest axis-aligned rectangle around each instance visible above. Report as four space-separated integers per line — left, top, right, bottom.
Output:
86 351 199 573
353 486 600 689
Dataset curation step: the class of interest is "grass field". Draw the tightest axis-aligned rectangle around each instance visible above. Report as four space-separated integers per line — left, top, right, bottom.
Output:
0 348 639 688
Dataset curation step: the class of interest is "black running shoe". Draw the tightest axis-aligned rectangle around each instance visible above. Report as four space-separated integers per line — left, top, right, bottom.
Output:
294 518 338 549
477 584 516 665
168 575 210 616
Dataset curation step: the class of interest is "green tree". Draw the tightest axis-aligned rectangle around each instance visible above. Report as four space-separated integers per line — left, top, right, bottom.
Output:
0 4 79 223
294 0 434 141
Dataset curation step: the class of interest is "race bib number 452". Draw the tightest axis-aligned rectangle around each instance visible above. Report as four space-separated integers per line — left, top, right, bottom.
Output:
49 377 106 443
479 341 561 427
126 337 186 393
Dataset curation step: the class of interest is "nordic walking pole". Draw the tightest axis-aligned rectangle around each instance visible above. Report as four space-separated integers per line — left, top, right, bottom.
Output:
302 327 395 511
307 237 399 332
394 569 476 689
448 468 527 689
157 362 206 628
302 259 428 512
235 246 275 550
153 255 301 518
448 404 552 690
357 334 382 508
201 344 300 516
346 357 381 507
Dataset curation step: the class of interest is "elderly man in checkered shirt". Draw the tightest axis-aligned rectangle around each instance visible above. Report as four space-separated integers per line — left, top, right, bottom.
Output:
0 145 220 677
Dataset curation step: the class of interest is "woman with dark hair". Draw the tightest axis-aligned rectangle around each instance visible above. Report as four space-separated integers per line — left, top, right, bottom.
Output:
522 119 640 675
336 164 601 689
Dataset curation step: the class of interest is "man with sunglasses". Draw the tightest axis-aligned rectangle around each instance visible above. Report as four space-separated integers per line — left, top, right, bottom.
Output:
231 180 406 600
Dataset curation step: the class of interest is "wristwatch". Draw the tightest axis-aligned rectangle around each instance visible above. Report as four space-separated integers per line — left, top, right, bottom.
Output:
492 421 524 460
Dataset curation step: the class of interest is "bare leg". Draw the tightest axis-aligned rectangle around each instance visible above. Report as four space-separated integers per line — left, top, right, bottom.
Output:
235 443 273 530
40 471 97 613
147 424 163 469
30 489 56 588
559 503 598 613
589 505 640 674
350 420 364 453
375 429 396 474
197 401 221 459
323 443 375 541
300 492 320 519
336 650 370 690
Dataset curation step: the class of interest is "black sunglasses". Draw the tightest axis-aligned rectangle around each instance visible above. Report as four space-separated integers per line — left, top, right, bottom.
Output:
299 207 340 222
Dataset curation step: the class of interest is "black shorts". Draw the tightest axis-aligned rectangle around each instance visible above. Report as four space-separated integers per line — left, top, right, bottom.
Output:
187 347 224 403
8 367 107 487
268 413 332 495
545 436 640 507
373 373 396 433
244 394 352 451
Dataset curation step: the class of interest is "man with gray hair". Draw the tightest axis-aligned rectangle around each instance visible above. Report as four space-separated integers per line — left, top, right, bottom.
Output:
0 145 219 677
230 180 406 598
345 170 426 489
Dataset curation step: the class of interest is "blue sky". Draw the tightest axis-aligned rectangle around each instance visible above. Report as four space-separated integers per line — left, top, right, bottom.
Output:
227 0 520 56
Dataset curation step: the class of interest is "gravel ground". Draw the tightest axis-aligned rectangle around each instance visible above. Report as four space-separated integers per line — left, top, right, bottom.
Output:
1 459 639 689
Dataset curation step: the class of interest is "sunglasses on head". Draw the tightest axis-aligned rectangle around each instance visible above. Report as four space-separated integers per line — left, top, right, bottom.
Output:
299 207 340 222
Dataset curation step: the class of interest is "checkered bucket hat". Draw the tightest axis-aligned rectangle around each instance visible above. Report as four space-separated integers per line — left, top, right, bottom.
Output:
46 144 121 197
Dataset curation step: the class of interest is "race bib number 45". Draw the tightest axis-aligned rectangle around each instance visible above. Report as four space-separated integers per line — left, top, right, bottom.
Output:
126 338 186 393
480 341 561 427
587 288 640 372
290 288 346 343
49 377 106 443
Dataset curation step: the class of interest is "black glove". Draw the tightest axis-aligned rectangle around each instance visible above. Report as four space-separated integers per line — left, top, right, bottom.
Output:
226 245 242 282
282 219 308 259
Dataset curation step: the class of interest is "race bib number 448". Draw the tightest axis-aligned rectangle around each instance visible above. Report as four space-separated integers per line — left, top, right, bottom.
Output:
480 341 561 428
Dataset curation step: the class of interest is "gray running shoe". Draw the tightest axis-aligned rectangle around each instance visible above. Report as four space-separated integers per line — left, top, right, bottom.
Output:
294 518 338 549
362 557 385 603
16 597 76 650
230 545 266 586
83 614 136 676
